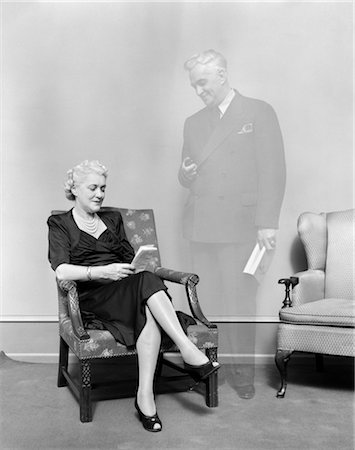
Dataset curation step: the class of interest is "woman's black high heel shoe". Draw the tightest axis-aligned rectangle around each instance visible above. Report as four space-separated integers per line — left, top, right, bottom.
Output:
184 360 221 382
134 398 162 432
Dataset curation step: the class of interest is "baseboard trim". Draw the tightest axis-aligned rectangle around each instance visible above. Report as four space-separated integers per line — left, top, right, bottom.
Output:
5 352 347 366
6 352 282 365
209 316 280 323
0 316 58 322
0 316 280 323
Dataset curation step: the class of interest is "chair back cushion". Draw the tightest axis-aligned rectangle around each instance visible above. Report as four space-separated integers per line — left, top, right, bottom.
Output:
101 207 161 266
325 209 354 300
297 212 327 270
51 207 161 266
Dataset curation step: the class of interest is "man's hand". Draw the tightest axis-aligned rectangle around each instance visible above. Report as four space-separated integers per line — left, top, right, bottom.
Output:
181 157 198 181
257 228 277 251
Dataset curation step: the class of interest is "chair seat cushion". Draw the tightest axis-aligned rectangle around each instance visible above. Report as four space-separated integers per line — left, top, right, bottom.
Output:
279 298 355 327
60 320 218 360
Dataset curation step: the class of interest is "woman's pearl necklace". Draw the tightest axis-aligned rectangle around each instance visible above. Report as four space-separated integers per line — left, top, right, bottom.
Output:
73 210 99 235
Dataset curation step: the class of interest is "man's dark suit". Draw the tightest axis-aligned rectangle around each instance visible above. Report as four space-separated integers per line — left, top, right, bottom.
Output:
179 90 286 318
179 90 286 244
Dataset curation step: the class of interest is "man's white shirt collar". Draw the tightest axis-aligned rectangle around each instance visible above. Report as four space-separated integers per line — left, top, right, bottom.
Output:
218 89 235 117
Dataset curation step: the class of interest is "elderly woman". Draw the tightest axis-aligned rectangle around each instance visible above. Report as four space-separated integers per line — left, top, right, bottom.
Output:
47 160 220 432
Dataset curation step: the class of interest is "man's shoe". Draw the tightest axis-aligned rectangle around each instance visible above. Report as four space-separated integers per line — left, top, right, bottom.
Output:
237 384 255 399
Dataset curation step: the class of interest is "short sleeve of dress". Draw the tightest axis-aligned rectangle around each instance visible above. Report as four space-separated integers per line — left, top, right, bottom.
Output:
47 215 71 271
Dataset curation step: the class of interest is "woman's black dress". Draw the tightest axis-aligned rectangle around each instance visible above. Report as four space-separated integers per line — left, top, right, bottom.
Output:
47 209 170 347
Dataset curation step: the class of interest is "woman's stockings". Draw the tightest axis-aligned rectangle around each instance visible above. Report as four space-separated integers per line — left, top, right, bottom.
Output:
135 307 161 419
135 290 210 421
146 290 209 366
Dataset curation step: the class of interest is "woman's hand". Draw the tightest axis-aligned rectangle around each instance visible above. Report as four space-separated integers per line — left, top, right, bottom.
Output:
55 262 136 283
98 263 136 281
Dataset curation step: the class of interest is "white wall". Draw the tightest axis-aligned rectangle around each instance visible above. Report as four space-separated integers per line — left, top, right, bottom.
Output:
1 2 353 355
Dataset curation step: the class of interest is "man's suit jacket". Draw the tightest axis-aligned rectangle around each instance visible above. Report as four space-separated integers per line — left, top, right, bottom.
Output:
179 90 286 243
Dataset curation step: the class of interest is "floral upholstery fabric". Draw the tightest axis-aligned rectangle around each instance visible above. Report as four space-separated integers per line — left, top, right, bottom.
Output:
102 207 161 271
56 207 218 362
59 317 218 360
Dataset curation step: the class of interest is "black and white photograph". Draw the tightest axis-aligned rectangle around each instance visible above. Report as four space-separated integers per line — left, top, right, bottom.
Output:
0 1 353 449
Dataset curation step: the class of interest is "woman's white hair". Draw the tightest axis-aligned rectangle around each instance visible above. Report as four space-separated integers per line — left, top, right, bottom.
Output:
64 160 108 201
184 49 227 72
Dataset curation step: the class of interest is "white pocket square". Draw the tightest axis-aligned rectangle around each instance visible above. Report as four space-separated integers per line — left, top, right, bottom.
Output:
237 123 253 134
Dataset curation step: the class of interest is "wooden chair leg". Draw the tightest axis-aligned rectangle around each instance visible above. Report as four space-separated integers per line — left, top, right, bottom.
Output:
205 347 218 407
275 349 294 398
80 360 92 423
57 336 69 388
155 353 164 378
315 354 324 372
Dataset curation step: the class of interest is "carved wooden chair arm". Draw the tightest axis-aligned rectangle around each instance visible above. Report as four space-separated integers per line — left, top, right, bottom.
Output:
154 267 217 329
57 279 90 341
278 277 299 308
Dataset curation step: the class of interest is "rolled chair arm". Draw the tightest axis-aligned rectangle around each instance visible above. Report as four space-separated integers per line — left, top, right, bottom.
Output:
291 270 325 307
154 267 217 329
278 270 325 308
57 279 90 341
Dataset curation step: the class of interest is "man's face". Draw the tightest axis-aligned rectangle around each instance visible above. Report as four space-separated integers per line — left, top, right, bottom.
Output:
189 63 227 107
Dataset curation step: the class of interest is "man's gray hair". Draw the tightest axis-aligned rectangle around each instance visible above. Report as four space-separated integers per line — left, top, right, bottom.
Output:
184 49 227 72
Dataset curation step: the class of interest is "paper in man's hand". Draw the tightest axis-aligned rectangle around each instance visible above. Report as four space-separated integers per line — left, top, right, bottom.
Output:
243 243 274 283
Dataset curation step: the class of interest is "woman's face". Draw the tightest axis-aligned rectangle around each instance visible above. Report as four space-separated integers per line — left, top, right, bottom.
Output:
72 172 106 214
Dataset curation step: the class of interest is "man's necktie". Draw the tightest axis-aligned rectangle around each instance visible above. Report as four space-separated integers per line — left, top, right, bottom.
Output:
209 107 221 131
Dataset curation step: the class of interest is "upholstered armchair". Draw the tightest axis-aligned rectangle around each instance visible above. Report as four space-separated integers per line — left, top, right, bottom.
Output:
275 209 355 397
54 207 218 422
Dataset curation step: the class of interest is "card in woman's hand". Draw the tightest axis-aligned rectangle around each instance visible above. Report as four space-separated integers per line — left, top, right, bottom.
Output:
132 245 159 273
